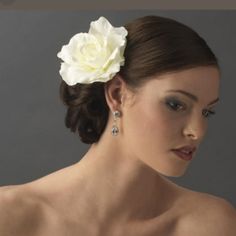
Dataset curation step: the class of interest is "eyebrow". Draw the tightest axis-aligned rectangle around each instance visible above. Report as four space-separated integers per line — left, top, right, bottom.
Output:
166 89 219 106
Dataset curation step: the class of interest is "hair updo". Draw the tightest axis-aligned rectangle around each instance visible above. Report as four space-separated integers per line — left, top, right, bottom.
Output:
59 15 220 144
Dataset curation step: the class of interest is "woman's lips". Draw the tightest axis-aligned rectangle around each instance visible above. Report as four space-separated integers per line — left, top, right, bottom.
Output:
172 150 193 161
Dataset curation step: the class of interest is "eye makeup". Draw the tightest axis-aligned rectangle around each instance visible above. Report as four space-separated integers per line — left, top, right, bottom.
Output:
165 96 216 118
166 89 219 106
165 97 186 112
202 109 216 118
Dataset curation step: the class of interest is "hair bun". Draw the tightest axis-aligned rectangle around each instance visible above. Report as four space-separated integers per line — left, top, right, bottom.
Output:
60 80 109 144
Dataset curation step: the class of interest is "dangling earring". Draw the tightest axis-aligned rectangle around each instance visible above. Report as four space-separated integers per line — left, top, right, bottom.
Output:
111 110 121 136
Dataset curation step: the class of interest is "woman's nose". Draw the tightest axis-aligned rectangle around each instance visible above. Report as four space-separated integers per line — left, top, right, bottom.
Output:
183 113 208 142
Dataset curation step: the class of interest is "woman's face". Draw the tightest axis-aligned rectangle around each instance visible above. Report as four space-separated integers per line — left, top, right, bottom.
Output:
122 66 220 177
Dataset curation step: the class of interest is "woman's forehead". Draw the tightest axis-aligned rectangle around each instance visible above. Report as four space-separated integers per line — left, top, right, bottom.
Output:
144 67 220 89
135 67 220 103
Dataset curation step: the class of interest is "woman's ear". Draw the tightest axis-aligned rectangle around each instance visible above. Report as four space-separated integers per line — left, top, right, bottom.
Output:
104 73 127 112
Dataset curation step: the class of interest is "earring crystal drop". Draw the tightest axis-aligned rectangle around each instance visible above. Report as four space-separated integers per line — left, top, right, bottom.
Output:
111 126 119 136
111 110 121 136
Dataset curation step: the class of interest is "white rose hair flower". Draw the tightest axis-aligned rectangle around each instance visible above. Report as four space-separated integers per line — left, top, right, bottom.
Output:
57 16 128 86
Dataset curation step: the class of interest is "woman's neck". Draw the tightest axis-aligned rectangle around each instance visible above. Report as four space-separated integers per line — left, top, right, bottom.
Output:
74 134 181 224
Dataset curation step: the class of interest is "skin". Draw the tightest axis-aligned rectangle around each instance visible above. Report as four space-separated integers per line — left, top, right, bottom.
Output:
1 66 236 236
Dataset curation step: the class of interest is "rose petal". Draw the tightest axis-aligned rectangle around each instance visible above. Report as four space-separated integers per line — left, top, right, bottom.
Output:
88 16 113 37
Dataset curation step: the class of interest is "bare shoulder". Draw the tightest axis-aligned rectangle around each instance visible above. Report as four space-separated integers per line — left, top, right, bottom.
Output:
0 184 46 236
178 190 236 236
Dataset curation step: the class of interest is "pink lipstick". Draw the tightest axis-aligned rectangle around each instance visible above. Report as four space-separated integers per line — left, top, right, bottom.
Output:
172 149 193 161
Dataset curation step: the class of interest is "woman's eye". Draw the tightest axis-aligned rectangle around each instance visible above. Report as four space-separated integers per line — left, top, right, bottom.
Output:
166 99 185 111
166 99 216 119
202 109 216 119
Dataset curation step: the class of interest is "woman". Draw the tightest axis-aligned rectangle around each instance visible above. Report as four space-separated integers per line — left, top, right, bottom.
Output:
0 15 236 236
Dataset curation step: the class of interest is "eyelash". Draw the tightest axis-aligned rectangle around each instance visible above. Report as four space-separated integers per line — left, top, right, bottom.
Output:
166 99 216 119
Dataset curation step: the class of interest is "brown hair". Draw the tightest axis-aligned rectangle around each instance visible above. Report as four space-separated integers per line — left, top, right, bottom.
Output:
59 15 220 144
